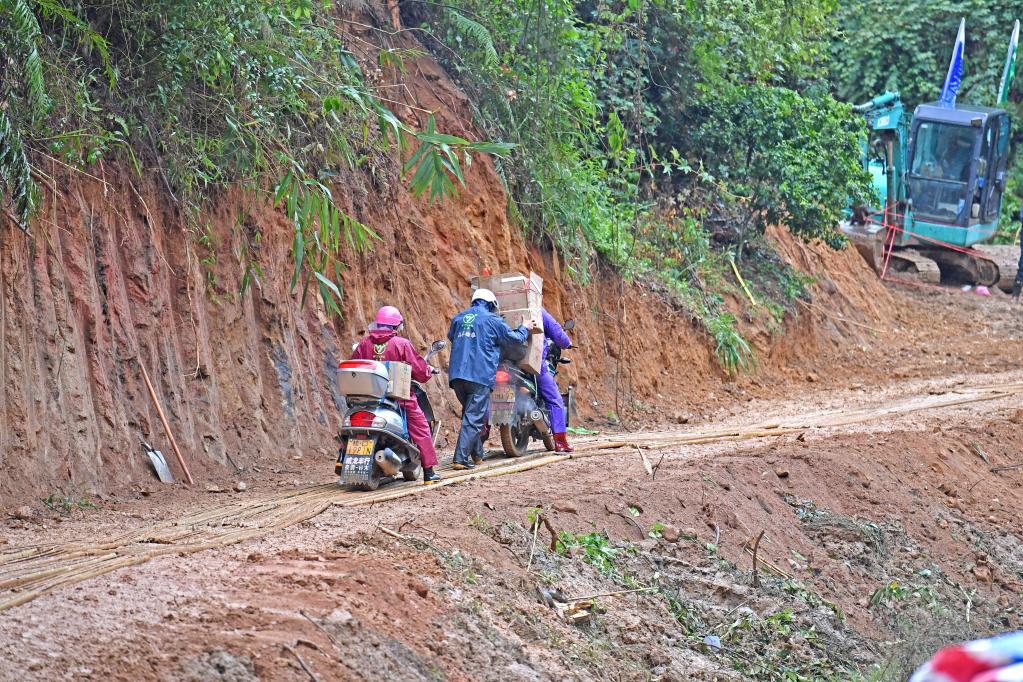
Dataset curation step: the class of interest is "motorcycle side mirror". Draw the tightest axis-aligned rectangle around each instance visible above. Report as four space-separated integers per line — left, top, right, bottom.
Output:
431 340 447 353
564 319 576 330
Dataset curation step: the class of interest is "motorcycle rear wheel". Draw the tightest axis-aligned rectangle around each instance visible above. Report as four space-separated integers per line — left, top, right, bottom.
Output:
346 472 382 491
500 424 530 457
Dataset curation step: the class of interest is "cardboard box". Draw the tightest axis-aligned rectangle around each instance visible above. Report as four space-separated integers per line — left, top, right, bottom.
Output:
502 307 543 335
471 272 543 312
471 271 544 335
384 361 412 400
518 333 545 375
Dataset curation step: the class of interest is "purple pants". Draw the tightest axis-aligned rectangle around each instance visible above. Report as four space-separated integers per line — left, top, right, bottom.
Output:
538 372 565 432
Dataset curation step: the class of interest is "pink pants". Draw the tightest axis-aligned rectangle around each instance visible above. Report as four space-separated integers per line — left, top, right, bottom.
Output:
401 397 437 468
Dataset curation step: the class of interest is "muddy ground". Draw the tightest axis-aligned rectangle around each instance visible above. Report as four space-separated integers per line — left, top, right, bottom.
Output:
1 283 1023 681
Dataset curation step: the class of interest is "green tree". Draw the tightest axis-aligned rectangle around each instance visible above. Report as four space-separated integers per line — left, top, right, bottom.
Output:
682 84 871 251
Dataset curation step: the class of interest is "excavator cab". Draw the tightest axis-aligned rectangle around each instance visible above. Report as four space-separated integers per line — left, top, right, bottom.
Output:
906 104 1011 242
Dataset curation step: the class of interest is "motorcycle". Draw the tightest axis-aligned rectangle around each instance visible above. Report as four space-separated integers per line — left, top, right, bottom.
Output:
334 340 446 490
490 320 576 457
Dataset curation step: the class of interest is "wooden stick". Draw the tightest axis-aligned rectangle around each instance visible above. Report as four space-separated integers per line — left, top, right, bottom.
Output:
751 530 765 588
991 463 1023 473
526 517 540 572
300 611 343 651
743 545 791 580
138 358 194 485
283 644 320 682
636 448 653 477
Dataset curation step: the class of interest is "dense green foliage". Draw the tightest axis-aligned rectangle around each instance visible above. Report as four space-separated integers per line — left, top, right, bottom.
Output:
831 1 1023 240
427 0 868 264
0 0 510 313
3 0 892 372
418 0 869 370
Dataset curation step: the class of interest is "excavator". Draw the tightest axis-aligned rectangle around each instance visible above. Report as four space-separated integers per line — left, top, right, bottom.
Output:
841 20 1019 290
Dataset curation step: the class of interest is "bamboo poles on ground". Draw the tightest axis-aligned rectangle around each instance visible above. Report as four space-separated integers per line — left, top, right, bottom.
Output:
2 380 1022 613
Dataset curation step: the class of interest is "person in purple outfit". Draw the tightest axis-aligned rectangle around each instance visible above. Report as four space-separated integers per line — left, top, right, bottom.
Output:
538 308 573 452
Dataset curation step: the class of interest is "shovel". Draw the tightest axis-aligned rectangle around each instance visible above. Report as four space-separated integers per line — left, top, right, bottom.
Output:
142 442 174 483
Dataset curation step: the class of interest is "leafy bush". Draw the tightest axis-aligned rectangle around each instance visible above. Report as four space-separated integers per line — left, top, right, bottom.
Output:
1 0 511 314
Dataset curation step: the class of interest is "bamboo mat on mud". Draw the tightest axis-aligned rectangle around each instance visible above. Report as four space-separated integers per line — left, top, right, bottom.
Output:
2 381 1022 613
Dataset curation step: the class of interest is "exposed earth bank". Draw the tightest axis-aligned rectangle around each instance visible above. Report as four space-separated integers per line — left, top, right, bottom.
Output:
2 282 1023 679
0 0 907 509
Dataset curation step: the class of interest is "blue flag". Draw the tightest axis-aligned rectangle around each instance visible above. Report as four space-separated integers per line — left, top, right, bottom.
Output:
939 19 966 108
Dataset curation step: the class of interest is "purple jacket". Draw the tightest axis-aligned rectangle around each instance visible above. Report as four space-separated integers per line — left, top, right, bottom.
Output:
541 308 571 375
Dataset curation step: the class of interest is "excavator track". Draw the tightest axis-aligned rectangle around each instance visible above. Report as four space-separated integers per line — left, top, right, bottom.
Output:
889 248 941 284
973 245 1020 292
840 221 1004 287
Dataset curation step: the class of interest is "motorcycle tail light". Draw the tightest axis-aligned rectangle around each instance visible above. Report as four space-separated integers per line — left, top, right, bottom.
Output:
347 411 385 428
495 370 510 383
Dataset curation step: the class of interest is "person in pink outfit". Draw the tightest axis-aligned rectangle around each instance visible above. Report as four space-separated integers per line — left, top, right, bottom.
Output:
351 306 442 484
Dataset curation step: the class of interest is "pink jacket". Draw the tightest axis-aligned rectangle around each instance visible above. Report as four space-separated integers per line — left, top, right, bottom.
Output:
351 328 432 384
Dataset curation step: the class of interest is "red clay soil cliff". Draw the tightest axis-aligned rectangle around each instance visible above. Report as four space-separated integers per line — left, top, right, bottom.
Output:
0 0 890 506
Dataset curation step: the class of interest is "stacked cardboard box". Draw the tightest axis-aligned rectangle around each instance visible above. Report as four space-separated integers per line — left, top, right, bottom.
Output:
471 271 545 375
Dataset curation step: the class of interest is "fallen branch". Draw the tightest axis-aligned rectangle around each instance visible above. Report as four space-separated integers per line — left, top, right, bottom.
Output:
751 530 766 588
651 452 667 480
991 463 1023 473
541 514 559 552
796 299 884 334
526 516 540 572
742 536 792 580
283 644 320 682
636 448 654 477
377 525 445 555
300 611 342 651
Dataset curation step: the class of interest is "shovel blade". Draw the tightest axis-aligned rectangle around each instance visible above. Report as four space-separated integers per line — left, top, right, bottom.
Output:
143 444 174 483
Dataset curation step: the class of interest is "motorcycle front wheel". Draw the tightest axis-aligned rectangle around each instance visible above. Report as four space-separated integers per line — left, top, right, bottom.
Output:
500 423 530 457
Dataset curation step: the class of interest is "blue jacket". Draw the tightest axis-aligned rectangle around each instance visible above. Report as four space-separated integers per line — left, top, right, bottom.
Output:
541 308 572 376
447 302 528 388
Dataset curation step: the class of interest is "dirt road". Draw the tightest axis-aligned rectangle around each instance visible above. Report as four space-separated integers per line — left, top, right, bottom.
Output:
3 366 1023 680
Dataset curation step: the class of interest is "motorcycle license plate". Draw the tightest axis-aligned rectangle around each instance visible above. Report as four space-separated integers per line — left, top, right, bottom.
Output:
492 385 514 403
346 438 374 456
342 454 373 483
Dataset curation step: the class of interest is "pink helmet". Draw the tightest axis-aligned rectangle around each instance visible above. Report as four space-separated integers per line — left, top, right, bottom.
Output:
374 305 403 327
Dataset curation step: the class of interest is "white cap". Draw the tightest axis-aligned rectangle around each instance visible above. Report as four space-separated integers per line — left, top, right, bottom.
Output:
471 288 498 308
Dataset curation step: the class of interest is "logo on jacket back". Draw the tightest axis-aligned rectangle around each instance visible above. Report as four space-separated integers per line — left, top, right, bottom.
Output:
457 313 478 339
373 343 387 361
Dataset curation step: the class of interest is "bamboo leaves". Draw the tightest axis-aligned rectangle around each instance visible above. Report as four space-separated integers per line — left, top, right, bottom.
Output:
274 169 379 317
404 114 515 202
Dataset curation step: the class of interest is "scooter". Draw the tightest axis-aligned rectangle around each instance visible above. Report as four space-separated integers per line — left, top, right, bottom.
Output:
334 340 446 490
491 320 576 457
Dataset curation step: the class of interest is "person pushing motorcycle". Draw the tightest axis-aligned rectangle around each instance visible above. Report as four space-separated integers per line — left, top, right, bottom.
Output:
539 308 574 453
351 306 442 484
447 289 529 470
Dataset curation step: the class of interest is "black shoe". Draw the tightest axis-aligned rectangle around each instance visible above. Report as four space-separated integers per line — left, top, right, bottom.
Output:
423 467 442 484
452 458 476 471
